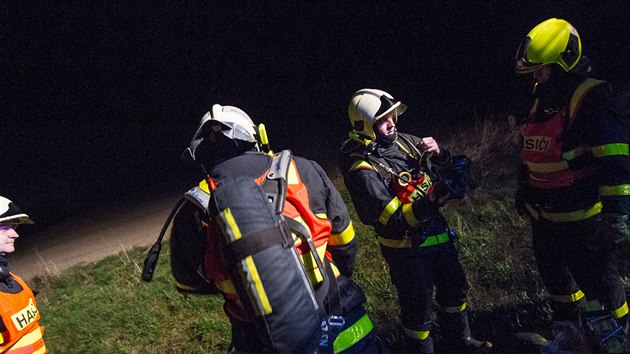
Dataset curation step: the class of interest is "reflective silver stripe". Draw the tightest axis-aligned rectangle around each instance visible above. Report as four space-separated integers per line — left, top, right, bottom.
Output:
525 160 569 173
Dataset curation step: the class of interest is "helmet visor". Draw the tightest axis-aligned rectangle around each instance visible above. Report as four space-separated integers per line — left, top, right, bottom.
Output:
374 95 407 122
0 201 33 225
515 37 545 74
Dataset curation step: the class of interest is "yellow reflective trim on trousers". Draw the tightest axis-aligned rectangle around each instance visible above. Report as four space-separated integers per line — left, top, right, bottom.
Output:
402 203 419 226
524 202 601 223
377 232 449 249
525 160 569 173
329 222 356 246
438 302 467 313
562 146 590 161
333 314 374 353
600 184 630 196
592 143 629 157
549 289 585 303
222 208 272 315
614 301 629 319
378 196 402 225
404 327 430 340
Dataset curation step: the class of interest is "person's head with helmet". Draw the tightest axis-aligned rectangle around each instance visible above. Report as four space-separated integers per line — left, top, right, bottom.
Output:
0 196 33 255
348 88 408 146
515 18 592 86
182 104 264 174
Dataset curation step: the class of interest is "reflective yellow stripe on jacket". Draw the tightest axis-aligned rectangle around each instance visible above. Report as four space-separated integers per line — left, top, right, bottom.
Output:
328 221 356 246
600 184 630 197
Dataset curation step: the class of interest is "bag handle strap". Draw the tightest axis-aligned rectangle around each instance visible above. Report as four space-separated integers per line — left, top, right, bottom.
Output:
263 150 341 315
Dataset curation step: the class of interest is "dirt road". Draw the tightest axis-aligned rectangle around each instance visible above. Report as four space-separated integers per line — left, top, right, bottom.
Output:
9 192 184 281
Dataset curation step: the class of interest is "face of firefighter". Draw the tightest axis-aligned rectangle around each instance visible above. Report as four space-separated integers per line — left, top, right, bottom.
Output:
374 113 397 139
0 225 19 254
533 65 552 84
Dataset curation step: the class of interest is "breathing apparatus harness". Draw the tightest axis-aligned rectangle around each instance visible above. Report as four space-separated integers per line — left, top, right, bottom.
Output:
142 123 273 282
344 132 476 201
344 132 429 190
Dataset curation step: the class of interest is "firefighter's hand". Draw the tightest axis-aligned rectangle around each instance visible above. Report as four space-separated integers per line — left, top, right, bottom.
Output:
599 214 630 245
428 184 453 206
417 137 441 155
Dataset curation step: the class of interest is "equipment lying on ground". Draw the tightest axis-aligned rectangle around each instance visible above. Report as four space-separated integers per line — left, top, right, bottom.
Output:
516 299 630 354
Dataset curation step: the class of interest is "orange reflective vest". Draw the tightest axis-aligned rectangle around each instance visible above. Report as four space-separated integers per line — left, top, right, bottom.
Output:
521 79 606 189
0 274 47 354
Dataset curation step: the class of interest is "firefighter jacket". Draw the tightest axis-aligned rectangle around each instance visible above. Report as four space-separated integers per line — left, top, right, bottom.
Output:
0 271 47 354
519 74 630 221
340 133 452 248
202 152 357 321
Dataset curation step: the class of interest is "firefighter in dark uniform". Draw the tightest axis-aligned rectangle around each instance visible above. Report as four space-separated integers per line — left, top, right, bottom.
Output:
514 18 630 340
339 89 491 353
178 104 385 353
0 196 47 354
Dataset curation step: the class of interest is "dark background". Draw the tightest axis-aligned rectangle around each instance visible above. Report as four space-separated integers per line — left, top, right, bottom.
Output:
2 1 630 235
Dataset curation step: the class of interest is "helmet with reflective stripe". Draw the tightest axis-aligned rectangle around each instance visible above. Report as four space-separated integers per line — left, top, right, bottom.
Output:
0 196 33 225
348 89 407 140
515 18 582 74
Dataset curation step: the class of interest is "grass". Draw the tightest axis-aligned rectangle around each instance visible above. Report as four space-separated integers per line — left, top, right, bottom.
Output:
29 116 561 353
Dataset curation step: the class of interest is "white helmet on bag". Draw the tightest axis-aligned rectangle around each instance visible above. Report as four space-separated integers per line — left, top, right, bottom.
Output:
348 89 407 139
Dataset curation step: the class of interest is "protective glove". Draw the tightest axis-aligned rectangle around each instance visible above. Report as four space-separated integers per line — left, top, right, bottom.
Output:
598 213 630 245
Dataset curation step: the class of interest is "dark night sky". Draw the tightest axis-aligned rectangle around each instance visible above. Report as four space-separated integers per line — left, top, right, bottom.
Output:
2 1 630 231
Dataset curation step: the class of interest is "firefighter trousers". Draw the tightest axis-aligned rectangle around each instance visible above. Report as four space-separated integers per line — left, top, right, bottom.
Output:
532 216 627 323
381 240 471 352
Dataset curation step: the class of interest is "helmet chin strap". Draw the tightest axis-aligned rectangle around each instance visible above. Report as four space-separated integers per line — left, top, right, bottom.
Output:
375 129 397 146
0 253 12 286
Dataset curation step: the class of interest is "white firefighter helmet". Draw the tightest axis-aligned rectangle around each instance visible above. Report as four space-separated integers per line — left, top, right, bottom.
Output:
348 89 407 139
0 196 33 225
184 104 260 164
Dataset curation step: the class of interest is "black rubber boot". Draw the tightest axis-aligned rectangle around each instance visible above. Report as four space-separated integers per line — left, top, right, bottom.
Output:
402 336 434 354
438 311 492 353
